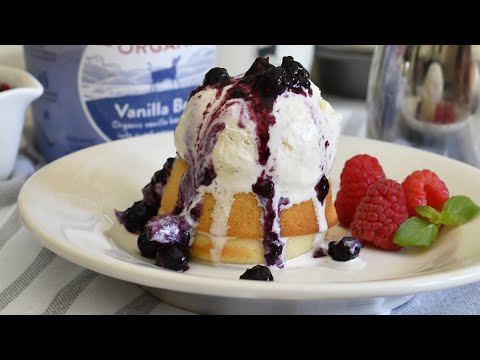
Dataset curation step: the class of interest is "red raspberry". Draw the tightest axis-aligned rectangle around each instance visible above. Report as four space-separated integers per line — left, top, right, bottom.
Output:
334 154 386 226
350 179 408 251
402 170 449 217
0 83 11 92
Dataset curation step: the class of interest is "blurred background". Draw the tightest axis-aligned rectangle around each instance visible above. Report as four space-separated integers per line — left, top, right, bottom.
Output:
0 45 372 171
4 45 480 174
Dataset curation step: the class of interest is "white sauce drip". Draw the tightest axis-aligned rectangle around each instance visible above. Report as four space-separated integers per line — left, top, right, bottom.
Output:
174 78 341 265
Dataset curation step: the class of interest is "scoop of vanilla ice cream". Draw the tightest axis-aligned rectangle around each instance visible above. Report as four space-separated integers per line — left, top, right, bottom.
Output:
174 85 262 194
174 80 341 200
273 83 341 202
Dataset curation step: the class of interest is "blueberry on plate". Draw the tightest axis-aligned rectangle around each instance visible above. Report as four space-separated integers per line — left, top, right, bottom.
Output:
328 237 363 262
115 200 157 234
240 265 274 281
145 214 192 246
155 243 190 272
137 233 161 259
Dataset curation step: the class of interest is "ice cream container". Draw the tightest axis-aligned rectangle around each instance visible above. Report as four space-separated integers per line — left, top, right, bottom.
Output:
24 45 216 162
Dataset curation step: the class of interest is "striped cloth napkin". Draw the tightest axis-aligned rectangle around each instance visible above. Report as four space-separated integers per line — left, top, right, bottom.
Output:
0 155 192 315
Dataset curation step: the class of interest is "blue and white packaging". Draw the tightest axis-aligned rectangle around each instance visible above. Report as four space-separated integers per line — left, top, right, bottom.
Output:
24 45 216 162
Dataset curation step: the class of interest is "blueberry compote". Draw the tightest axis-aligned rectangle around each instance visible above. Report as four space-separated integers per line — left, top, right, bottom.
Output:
137 233 159 259
137 214 193 272
115 157 174 234
119 56 322 271
252 176 283 266
115 201 157 234
240 265 274 281
156 243 190 272
179 56 315 268
315 175 329 204
328 237 363 262
145 214 192 246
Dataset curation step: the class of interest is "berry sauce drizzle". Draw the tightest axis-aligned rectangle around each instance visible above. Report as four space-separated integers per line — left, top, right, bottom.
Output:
119 56 324 269
179 56 313 266
115 158 175 234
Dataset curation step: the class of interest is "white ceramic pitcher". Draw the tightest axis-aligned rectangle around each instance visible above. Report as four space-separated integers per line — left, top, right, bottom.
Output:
0 65 43 180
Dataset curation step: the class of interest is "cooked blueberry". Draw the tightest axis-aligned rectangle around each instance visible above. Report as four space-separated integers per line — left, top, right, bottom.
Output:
118 157 176 233
265 231 279 243
200 166 216 186
137 233 161 259
280 56 310 89
115 201 157 234
181 230 192 246
315 175 329 203
264 242 283 266
278 197 290 208
240 265 274 281
245 57 276 76
239 75 256 85
255 67 287 97
155 243 190 272
141 184 160 208
313 248 328 258
229 87 245 99
151 157 175 186
145 214 192 246
142 157 175 208
190 202 203 222
328 237 363 262
252 179 275 199
203 67 231 86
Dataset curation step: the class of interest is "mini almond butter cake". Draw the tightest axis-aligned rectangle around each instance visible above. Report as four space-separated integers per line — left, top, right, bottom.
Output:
116 56 341 271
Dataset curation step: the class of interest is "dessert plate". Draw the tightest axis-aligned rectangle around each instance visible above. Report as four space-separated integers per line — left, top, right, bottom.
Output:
18 133 480 314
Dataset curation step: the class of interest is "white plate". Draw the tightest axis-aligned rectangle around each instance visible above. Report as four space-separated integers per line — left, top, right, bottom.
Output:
18 134 480 314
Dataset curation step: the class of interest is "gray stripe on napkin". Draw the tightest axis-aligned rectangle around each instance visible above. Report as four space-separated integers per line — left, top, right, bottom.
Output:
115 292 160 315
0 208 22 251
0 248 56 310
393 282 480 315
0 155 35 207
43 269 99 315
0 182 25 207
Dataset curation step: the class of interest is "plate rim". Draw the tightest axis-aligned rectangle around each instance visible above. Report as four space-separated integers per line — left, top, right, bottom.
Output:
18 133 480 301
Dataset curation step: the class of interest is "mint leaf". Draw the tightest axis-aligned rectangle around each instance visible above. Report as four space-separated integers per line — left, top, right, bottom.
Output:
415 206 441 223
393 217 440 247
440 195 480 225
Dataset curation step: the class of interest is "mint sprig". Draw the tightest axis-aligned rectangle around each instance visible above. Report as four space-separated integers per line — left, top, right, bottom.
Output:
393 217 439 247
439 196 480 225
393 195 480 247
415 206 441 223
